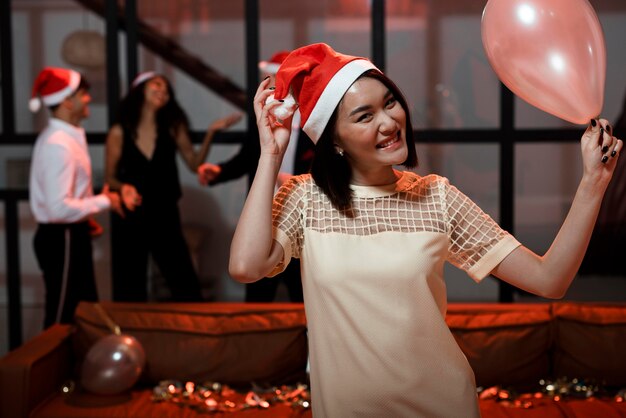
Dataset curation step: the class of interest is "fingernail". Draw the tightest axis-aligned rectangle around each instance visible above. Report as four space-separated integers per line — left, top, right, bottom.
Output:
263 76 270 80
611 150 617 157
600 128 604 138
278 99 284 102
269 87 275 90
601 155 609 163
591 119 597 127
607 124 612 134
602 145 609 153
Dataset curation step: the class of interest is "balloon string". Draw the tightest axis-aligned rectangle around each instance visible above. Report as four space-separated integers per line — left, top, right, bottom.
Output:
93 303 122 336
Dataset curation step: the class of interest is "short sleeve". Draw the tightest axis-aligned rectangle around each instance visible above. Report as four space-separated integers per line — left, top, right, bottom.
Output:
268 176 306 277
442 178 521 282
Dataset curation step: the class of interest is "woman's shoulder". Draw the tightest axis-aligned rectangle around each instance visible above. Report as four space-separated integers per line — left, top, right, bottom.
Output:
106 123 125 141
277 173 315 195
278 174 332 203
399 171 451 192
282 173 313 187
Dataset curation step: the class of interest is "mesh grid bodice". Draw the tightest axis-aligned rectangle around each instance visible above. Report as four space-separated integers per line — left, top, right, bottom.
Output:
273 171 510 276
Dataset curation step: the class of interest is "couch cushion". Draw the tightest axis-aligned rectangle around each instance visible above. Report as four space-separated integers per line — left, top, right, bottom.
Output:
72 302 308 387
446 303 553 390
553 302 626 387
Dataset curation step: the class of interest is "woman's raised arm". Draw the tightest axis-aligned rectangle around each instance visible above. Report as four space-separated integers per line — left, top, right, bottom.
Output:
229 78 294 282
492 119 623 298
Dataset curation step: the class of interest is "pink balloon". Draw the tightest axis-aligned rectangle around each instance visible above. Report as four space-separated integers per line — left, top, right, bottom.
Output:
482 0 606 124
81 334 146 395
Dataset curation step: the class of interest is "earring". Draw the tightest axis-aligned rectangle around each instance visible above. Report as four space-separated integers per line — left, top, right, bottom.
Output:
336 148 344 157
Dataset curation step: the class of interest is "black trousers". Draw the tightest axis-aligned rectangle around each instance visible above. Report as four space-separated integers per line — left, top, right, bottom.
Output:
34 221 97 328
245 258 304 302
111 201 202 302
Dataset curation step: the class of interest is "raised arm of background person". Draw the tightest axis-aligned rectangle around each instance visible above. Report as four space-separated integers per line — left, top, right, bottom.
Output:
198 128 261 186
176 112 243 172
491 119 623 298
229 78 292 282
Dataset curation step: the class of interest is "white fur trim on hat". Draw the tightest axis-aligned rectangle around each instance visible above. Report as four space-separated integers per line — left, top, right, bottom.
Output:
302 59 377 142
131 71 157 88
258 62 281 75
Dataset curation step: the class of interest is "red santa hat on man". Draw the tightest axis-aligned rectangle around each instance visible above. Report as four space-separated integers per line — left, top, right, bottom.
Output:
271 43 379 144
29 67 81 112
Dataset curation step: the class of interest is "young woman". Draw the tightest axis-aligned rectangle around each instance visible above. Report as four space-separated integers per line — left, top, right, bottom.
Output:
105 71 241 302
229 43 622 417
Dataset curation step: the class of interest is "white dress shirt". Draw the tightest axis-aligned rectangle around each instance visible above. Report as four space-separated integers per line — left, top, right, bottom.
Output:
29 118 110 223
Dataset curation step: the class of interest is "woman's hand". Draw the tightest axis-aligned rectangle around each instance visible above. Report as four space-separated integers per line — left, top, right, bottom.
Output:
197 162 222 186
121 183 142 211
254 77 293 156
581 118 622 190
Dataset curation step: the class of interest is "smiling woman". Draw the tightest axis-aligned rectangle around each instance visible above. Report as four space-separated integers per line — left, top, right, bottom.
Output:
228 43 623 417
104 71 241 303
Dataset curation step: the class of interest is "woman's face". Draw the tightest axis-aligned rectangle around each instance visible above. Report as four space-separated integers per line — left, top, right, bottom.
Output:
334 76 408 179
143 76 170 110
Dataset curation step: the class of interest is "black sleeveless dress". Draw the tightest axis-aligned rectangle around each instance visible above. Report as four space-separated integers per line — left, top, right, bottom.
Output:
110 126 202 302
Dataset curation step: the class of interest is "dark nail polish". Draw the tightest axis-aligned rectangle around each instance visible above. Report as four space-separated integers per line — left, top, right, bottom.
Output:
600 128 604 139
602 145 609 153
612 150 617 157
601 155 609 163
591 119 597 127
607 124 612 134
278 99 284 102
263 76 270 80
269 87 275 90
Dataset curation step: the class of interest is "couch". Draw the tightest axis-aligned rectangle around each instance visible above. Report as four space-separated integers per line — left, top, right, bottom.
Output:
1 301 625 418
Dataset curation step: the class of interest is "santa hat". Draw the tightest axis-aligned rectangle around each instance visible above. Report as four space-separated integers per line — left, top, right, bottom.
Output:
258 50 290 75
29 67 81 112
272 43 379 143
131 71 158 88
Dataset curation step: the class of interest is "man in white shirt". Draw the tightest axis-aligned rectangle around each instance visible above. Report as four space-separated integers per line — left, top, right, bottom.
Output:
28 67 122 328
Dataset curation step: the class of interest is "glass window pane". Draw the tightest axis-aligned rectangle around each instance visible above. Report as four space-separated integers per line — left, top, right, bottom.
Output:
514 142 626 301
13 0 108 133
260 0 371 63
134 0 246 131
515 143 581 254
387 1 500 130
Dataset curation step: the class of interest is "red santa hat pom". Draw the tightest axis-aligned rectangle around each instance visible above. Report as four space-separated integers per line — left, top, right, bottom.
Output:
29 67 81 112
258 50 290 75
272 43 379 143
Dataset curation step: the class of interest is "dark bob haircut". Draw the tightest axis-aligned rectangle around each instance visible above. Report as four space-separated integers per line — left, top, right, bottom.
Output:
310 69 418 213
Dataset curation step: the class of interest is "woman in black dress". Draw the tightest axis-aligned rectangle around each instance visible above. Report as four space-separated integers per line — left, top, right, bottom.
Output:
105 71 240 301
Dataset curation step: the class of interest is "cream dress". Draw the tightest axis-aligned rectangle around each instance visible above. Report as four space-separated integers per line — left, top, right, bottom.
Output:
270 171 520 418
